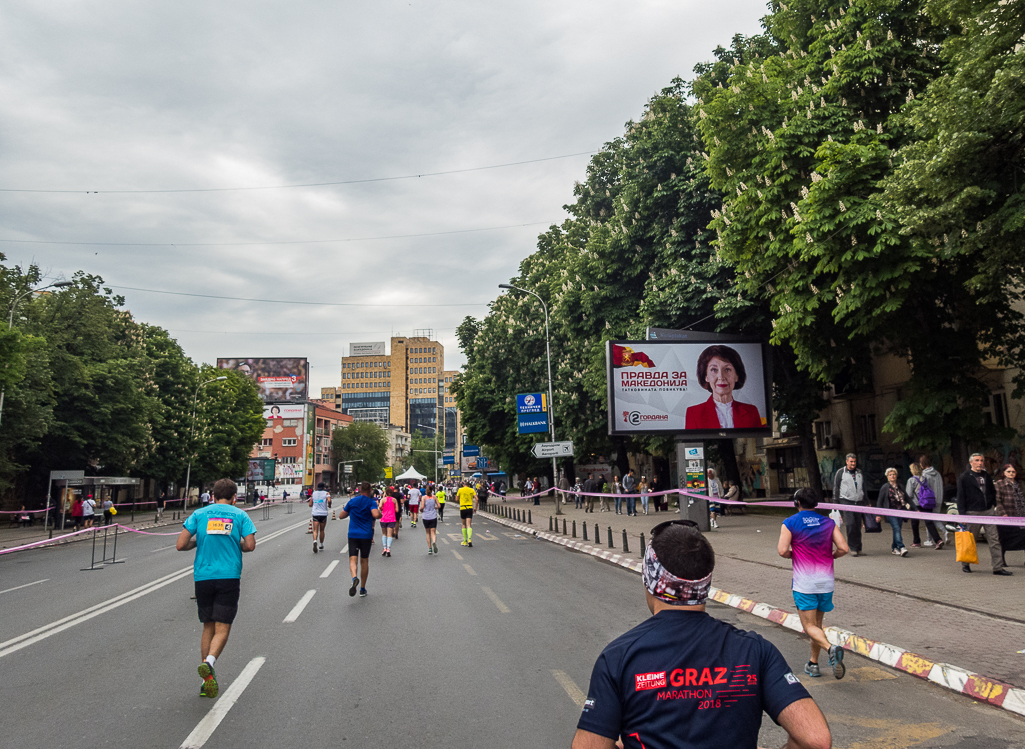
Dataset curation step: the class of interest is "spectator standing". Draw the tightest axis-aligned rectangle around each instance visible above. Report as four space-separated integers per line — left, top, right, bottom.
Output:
70 496 83 529
957 453 1012 575
582 473 596 513
599 475 610 513
907 461 942 549
623 469 637 517
102 497 114 526
82 494 96 528
994 464 1025 566
706 468 722 529
638 475 650 515
613 476 623 515
833 454 866 557
876 468 910 557
558 474 570 505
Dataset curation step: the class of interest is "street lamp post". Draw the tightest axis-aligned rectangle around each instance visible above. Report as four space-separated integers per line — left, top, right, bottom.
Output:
416 423 439 485
0 280 72 429
498 283 561 514
183 376 227 505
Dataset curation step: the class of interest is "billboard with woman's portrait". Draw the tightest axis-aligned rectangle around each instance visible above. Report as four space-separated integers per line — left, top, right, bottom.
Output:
605 339 771 436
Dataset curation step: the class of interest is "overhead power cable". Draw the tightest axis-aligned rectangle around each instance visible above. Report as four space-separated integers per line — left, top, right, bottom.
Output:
109 285 491 308
0 151 597 195
0 221 556 247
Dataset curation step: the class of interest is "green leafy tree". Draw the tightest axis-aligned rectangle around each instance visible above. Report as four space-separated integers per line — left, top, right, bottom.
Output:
409 433 438 479
190 367 266 485
331 421 388 483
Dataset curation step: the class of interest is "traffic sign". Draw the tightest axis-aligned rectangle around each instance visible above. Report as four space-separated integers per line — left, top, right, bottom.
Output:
531 441 574 459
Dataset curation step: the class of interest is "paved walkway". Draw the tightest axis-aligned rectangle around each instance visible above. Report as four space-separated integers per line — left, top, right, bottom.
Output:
491 492 1025 689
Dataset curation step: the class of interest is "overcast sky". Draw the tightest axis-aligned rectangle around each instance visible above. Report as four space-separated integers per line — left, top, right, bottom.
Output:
1 0 767 393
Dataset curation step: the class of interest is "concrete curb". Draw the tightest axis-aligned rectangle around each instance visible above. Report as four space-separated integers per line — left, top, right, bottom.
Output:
479 510 1025 718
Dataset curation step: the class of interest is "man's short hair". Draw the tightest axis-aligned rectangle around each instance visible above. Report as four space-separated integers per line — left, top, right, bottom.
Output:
971 452 984 459
918 454 932 468
651 525 715 581
845 453 857 462
317 482 326 490
360 481 372 494
212 478 237 500
793 487 818 509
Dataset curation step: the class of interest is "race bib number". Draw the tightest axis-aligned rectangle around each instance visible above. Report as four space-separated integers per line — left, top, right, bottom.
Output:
206 517 233 535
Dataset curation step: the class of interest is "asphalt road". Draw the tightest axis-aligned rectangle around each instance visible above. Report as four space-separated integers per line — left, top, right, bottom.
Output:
1 507 1023 749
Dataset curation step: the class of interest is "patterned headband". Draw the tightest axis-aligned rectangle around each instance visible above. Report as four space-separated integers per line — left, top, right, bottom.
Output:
642 543 712 606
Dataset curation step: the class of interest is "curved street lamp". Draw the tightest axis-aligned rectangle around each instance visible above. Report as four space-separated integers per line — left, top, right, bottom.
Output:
182 376 228 503
498 283 561 514
1 280 73 429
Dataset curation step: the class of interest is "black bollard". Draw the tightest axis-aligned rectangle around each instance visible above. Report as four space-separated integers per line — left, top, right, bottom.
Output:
528 510 532 525
549 515 553 531
562 518 567 535
639 532 646 557
622 529 630 554
595 523 600 543
608 526 614 548
572 520 576 538
583 522 588 541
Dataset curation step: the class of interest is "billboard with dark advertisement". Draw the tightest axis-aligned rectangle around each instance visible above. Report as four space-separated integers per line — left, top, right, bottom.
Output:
217 358 309 403
606 340 771 437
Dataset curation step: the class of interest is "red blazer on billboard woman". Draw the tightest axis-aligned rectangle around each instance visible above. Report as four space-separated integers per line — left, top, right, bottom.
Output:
684 345 765 430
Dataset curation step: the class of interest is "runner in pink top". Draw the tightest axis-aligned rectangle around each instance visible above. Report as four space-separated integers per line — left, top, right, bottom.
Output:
379 489 399 557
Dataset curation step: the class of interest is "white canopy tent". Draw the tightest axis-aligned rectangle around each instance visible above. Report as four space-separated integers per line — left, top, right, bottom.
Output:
395 466 428 482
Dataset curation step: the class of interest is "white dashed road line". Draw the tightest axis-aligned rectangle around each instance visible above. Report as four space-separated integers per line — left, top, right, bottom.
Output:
551 670 586 708
481 586 510 613
283 590 317 623
0 579 48 595
319 560 339 578
179 656 266 749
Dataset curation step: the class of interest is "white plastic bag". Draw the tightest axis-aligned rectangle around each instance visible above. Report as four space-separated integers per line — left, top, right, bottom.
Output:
829 508 843 526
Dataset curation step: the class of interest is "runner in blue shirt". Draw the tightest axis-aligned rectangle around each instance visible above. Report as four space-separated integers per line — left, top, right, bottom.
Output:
573 520 830 749
176 478 257 699
339 481 381 598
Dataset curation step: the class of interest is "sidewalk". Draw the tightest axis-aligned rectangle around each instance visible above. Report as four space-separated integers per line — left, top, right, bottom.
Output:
494 492 1025 690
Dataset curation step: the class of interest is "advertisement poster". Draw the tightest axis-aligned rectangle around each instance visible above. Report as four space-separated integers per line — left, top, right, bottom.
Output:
351 342 386 357
304 405 316 486
516 393 549 434
247 459 276 482
606 340 771 436
217 358 309 403
263 403 306 420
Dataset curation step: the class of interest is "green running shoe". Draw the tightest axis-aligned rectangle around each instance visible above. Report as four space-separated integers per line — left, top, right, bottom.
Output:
198 663 218 698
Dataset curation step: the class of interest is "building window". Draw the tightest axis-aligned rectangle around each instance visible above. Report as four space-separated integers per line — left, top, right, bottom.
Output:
986 393 1010 428
282 438 298 446
859 414 877 445
814 421 833 450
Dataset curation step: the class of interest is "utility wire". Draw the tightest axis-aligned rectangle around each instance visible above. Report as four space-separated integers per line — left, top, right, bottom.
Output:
109 285 490 307
0 151 598 195
0 221 556 247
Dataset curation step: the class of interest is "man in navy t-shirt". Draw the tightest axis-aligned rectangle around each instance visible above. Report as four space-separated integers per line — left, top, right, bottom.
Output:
573 521 830 749
339 481 381 598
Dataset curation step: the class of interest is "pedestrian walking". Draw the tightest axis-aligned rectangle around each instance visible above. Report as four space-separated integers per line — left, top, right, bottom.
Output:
420 490 439 555
200 491 211 507
917 455 946 549
82 494 96 528
158 491 167 519
582 473 596 513
379 489 399 556
623 469 637 516
613 476 623 515
906 462 941 548
706 469 722 529
309 482 331 553
778 488 849 680
833 454 866 556
876 468 911 556
70 496 83 529
101 497 114 526
958 454 1012 575
995 464 1025 565
574 520 830 749
638 476 650 515
339 482 382 597
176 478 257 699
436 485 446 523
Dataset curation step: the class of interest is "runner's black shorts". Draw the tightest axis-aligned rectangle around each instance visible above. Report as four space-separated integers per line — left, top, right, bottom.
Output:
422 519 437 529
348 537 373 558
311 514 328 524
460 509 474 520
195 578 241 624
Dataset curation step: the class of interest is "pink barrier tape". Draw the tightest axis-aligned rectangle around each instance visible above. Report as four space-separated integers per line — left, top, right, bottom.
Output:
0 524 119 555
564 487 696 498
0 508 49 514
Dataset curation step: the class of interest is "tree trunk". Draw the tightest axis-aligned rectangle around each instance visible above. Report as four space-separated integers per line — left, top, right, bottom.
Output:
798 420 823 499
612 437 630 478
950 434 969 474
716 439 742 487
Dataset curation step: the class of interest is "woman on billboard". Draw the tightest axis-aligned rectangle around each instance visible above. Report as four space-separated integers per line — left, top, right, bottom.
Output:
685 345 764 429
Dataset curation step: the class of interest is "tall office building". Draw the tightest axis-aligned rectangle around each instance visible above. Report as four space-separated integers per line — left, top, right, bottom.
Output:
324 333 448 439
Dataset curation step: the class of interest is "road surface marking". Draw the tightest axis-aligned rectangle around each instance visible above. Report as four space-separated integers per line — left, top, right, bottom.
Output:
283 590 317 623
552 670 586 707
0 579 48 595
256 520 310 546
319 560 339 578
452 550 464 560
481 586 510 613
339 545 348 555
150 544 177 552
463 564 477 576
440 537 450 545
179 656 266 749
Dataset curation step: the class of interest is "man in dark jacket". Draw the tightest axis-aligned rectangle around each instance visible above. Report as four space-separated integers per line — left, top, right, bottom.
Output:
957 453 1011 575
582 473 596 513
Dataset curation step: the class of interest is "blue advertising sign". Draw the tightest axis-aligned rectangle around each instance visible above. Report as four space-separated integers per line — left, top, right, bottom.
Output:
516 393 547 414
443 452 455 465
518 412 549 434
462 444 480 457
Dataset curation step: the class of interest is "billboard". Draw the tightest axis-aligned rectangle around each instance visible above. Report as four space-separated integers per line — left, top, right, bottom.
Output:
247 458 276 482
263 404 306 420
606 339 771 436
218 358 309 403
460 455 498 473
516 393 549 435
351 342 386 357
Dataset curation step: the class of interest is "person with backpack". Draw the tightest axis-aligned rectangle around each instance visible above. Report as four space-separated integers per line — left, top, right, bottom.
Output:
916 455 946 550
906 462 942 549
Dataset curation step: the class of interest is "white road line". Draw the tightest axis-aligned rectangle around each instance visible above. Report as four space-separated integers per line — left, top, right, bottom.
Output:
462 563 477 576
0 579 49 595
179 656 266 749
319 560 339 578
551 670 586 708
440 537 450 545
0 518 307 660
283 590 317 623
481 586 510 613
150 544 177 553
452 550 464 560
339 545 348 555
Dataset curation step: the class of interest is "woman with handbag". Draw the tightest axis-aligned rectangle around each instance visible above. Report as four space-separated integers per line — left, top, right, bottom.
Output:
876 468 910 557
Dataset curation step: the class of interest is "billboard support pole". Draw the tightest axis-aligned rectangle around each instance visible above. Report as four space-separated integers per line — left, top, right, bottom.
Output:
676 439 710 531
